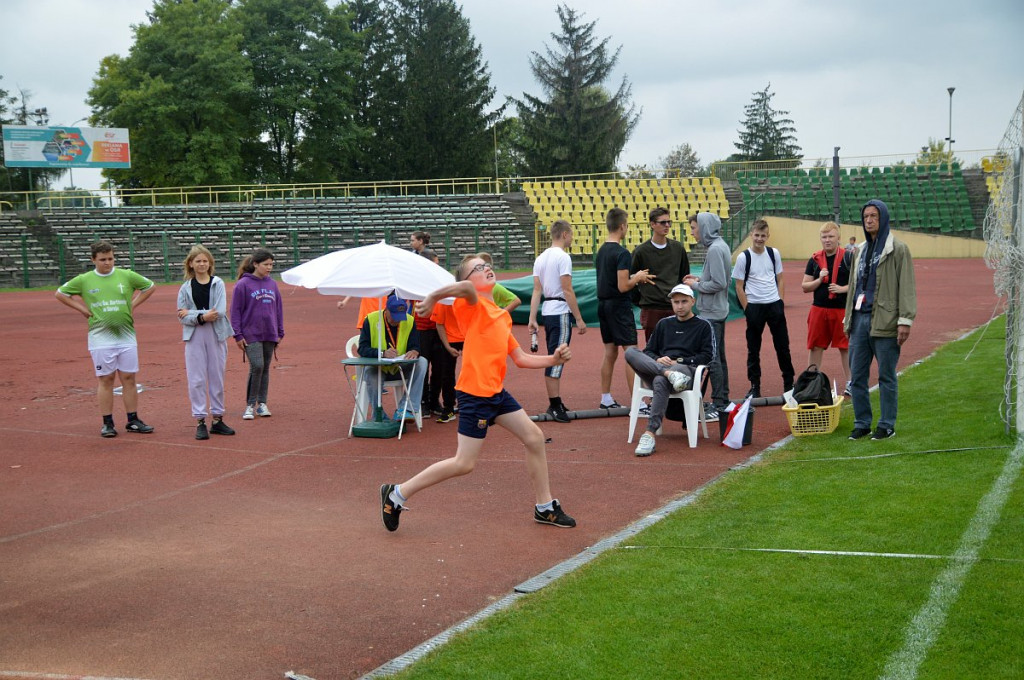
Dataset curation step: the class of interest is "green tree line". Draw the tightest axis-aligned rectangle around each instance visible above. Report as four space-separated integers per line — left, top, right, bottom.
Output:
1 0 643 198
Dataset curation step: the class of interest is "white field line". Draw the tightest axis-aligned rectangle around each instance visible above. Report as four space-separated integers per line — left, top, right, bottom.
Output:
879 438 1023 680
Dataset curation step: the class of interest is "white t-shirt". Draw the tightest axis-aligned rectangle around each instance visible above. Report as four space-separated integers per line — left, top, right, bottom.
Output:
732 248 782 304
533 246 572 316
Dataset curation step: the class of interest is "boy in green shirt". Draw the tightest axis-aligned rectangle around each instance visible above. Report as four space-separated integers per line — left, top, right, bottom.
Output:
56 240 157 438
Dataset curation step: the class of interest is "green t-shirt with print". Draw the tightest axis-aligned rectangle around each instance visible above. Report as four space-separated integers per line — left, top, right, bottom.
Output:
58 268 154 349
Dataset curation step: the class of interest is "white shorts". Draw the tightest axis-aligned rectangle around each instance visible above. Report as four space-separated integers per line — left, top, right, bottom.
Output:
90 345 140 377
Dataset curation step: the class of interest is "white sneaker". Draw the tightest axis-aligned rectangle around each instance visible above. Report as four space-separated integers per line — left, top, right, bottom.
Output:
243 405 255 420
256 403 271 417
669 370 690 392
634 432 656 457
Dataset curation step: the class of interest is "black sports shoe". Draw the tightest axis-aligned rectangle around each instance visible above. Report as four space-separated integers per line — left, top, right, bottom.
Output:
436 411 456 423
195 420 209 440
871 427 896 440
209 418 235 436
534 500 576 528
599 402 623 410
746 384 761 399
125 418 154 434
101 423 117 438
849 427 871 440
547 402 570 423
380 483 403 532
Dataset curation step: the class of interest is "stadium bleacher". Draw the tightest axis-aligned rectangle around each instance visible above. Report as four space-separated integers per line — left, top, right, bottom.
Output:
521 177 729 255
36 194 533 283
735 163 976 233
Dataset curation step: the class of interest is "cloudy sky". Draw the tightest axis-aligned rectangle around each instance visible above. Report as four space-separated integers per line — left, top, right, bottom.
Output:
2 0 1022 191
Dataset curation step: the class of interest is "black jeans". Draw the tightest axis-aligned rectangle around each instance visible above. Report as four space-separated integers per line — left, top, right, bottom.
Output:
743 300 794 387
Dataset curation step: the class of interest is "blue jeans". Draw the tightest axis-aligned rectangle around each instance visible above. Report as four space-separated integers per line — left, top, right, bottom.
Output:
849 312 901 430
363 356 428 413
707 318 729 408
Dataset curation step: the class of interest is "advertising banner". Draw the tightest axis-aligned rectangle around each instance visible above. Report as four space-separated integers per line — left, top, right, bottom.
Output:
2 125 131 168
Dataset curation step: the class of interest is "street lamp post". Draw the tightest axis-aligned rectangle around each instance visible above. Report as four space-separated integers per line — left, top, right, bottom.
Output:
945 87 956 165
26 108 49 208
62 117 88 191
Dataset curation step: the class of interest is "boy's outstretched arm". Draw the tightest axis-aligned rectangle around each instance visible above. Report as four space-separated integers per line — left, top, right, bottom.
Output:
414 281 477 318
511 343 571 369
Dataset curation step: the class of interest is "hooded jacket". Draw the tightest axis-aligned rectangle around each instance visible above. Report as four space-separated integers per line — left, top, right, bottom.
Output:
230 272 285 343
843 199 916 337
692 212 732 321
177 275 235 342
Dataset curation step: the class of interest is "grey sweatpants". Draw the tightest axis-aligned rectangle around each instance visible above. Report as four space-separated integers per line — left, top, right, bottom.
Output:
624 347 696 434
185 323 228 419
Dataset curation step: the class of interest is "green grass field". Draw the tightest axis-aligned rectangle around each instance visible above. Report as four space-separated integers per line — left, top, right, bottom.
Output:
390 320 1021 679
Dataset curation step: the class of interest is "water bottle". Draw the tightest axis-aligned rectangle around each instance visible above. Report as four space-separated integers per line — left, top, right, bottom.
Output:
530 329 538 353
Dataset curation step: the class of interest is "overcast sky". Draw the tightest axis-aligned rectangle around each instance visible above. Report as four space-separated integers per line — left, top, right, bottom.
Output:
2 0 1022 191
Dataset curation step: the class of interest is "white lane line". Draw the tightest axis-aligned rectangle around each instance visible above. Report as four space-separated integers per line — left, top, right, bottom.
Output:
879 439 1022 680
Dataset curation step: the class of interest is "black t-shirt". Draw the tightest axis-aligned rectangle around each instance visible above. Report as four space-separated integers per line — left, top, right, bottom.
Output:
595 241 632 301
191 278 212 311
804 249 851 309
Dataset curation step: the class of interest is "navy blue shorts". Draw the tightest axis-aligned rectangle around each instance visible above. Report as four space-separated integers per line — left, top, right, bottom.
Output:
456 389 522 439
542 312 573 378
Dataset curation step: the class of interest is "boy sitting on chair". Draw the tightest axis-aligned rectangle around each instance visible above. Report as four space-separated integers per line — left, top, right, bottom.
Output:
624 284 715 457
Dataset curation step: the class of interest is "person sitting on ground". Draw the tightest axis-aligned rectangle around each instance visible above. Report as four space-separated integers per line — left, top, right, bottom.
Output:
624 284 714 457
358 293 428 421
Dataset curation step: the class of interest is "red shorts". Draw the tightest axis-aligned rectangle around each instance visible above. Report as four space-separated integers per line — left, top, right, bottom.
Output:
806 306 848 350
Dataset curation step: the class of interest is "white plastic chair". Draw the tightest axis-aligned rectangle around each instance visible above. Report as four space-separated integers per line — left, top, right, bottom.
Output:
345 334 421 435
626 365 709 448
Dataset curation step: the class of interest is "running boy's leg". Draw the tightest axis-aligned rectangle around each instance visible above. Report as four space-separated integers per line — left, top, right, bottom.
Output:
494 408 552 504
394 433 486 499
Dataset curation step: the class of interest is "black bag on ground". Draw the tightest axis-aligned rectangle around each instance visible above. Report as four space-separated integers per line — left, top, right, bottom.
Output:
791 364 833 406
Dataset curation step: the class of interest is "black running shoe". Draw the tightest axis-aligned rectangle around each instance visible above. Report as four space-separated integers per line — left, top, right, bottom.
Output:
101 423 117 438
380 483 403 532
436 411 456 423
209 418 235 436
534 500 576 528
871 427 896 440
195 420 209 440
599 402 622 410
125 418 154 434
849 427 871 440
546 403 570 423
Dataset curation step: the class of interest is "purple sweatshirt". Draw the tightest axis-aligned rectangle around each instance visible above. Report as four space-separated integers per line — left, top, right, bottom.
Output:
230 273 284 343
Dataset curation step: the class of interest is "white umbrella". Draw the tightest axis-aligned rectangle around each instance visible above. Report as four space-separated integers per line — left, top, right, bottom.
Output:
280 240 455 299
281 240 455 435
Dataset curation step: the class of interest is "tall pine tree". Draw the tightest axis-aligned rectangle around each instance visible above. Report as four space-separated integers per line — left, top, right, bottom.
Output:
514 4 639 176
733 84 802 162
350 0 495 182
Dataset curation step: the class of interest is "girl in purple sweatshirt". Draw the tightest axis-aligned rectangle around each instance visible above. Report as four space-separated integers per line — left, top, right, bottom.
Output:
230 249 284 420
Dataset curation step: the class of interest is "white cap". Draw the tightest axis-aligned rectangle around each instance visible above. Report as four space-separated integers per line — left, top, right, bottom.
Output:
668 283 695 298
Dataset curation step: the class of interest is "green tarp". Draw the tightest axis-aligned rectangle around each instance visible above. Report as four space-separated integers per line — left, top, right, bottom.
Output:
502 265 744 326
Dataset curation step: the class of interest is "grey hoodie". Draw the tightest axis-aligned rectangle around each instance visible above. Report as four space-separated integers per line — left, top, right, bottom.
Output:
693 212 731 321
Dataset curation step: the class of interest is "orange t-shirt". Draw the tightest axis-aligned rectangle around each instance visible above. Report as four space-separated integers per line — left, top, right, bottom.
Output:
430 302 466 344
356 297 381 329
452 297 519 397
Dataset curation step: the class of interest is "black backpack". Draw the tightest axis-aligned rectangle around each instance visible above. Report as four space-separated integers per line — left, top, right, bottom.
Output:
791 364 833 406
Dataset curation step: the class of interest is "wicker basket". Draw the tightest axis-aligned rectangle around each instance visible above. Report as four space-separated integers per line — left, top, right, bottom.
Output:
782 396 844 436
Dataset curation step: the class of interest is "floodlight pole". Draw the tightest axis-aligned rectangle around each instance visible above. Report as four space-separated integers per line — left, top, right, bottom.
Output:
946 87 956 165
832 146 841 225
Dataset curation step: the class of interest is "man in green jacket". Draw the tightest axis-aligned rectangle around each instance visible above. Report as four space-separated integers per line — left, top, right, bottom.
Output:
844 199 917 441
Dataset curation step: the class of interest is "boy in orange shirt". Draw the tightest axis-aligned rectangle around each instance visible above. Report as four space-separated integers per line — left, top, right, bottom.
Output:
380 254 576 531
